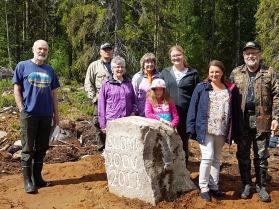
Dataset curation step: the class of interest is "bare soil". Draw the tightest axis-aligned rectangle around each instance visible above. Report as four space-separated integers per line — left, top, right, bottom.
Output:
0 112 278 209
0 141 278 209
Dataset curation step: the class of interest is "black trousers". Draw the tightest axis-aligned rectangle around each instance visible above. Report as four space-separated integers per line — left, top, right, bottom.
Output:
236 113 269 186
20 111 52 165
176 106 189 160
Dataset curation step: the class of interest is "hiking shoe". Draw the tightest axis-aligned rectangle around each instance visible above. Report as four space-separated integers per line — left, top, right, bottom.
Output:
200 192 211 202
210 189 224 198
241 184 251 199
258 187 271 202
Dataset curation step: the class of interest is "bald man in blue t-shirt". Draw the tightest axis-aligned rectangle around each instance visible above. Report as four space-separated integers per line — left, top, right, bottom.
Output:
13 40 60 194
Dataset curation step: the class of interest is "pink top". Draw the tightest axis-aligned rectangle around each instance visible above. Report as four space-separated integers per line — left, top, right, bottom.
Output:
145 98 179 127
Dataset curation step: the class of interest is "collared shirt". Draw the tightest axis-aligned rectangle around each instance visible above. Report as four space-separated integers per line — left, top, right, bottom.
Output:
172 66 188 84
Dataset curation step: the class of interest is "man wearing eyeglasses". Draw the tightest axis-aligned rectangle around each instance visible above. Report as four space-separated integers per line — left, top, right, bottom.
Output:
84 43 113 151
230 41 279 202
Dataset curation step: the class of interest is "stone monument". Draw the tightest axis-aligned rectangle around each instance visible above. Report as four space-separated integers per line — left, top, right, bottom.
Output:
103 116 196 205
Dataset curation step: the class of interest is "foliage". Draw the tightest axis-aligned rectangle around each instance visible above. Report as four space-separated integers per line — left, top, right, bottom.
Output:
0 79 15 108
0 0 274 82
256 0 279 70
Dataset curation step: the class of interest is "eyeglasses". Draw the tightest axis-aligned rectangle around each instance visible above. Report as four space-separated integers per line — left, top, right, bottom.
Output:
243 51 260 56
171 54 183 58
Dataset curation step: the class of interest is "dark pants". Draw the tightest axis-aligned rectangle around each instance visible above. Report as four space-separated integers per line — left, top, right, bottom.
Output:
20 111 52 165
93 104 106 150
236 113 269 187
176 106 189 162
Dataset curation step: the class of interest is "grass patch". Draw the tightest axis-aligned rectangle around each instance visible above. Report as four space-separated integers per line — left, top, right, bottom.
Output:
0 79 93 119
0 79 15 108
57 83 93 120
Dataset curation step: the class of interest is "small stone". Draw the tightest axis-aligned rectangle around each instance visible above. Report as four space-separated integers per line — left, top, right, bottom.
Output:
13 140 22 147
12 150 22 160
0 131 7 139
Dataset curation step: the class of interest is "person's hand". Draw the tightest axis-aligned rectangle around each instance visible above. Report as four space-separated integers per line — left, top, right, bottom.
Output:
53 113 60 126
101 129 106 133
130 112 135 116
271 120 279 132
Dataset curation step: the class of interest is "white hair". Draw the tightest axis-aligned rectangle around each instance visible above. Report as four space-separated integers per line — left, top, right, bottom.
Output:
111 56 126 67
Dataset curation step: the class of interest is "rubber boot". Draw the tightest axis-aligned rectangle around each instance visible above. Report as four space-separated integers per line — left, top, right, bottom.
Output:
22 166 36 193
33 162 50 187
257 168 271 202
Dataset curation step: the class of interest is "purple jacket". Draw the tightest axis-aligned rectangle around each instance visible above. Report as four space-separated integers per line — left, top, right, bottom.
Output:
98 78 136 129
132 70 160 116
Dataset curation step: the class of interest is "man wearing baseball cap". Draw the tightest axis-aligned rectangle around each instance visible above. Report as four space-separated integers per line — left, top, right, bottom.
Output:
84 42 113 151
230 41 279 202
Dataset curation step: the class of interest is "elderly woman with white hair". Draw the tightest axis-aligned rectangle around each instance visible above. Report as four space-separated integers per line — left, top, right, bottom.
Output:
98 56 136 132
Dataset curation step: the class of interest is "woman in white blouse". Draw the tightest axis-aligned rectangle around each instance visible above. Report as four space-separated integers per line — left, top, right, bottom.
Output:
187 60 242 202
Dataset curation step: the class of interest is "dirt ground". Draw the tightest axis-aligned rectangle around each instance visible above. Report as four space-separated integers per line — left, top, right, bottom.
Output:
0 140 278 209
0 110 278 209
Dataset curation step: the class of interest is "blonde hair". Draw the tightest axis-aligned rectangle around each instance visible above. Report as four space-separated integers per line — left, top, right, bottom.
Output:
146 88 171 106
169 45 188 67
140 53 156 70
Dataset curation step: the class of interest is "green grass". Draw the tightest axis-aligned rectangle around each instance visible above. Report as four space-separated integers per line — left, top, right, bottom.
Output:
0 79 15 108
57 82 93 119
0 79 93 119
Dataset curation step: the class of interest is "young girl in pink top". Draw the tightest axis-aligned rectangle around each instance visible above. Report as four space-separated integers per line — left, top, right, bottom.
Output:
145 79 179 127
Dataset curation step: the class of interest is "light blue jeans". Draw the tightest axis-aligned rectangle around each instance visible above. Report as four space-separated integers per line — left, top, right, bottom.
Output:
199 134 225 193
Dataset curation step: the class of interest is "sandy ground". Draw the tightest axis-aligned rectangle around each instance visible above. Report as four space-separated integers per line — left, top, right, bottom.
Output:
0 141 278 209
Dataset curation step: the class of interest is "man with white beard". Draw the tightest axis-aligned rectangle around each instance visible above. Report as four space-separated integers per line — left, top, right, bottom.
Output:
230 41 279 202
13 40 60 193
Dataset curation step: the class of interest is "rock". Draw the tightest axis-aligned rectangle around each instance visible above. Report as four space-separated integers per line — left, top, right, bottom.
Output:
0 66 13 79
12 150 22 160
104 116 196 205
59 119 76 130
7 145 21 154
0 131 7 139
13 140 22 147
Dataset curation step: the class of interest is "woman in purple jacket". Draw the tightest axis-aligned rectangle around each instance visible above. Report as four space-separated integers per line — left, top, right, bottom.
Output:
98 56 136 131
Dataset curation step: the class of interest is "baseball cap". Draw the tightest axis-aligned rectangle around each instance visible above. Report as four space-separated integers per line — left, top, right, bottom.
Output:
243 41 261 51
151 79 166 89
100 43 113 50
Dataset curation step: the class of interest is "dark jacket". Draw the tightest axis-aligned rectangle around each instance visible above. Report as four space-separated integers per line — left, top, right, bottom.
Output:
160 67 199 111
186 81 242 144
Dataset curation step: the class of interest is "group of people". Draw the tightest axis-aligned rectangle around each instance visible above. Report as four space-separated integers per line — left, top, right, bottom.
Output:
12 39 278 204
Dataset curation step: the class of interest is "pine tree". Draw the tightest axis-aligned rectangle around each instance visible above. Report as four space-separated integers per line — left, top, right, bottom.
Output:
256 0 279 69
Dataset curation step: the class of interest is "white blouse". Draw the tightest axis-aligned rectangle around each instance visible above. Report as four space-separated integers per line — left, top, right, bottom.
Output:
207 89 230 136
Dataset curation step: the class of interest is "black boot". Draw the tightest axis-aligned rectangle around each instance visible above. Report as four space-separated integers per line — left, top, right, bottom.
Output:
257 168 271 202
239 163 252 199
22 166 36 193
33 162 51 187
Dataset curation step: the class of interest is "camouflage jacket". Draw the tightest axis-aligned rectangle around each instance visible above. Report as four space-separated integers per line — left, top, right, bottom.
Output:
230 64 279 132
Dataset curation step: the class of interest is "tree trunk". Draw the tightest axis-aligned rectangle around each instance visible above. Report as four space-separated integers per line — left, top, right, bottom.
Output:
114 0 122 56
235 0 241 67
209 0 215 60
5 0 12 68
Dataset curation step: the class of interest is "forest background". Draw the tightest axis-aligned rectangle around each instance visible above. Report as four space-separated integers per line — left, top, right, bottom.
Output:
0 0 278 81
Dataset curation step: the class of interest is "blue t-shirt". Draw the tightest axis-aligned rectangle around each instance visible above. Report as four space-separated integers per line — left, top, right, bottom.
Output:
12 60 60 116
